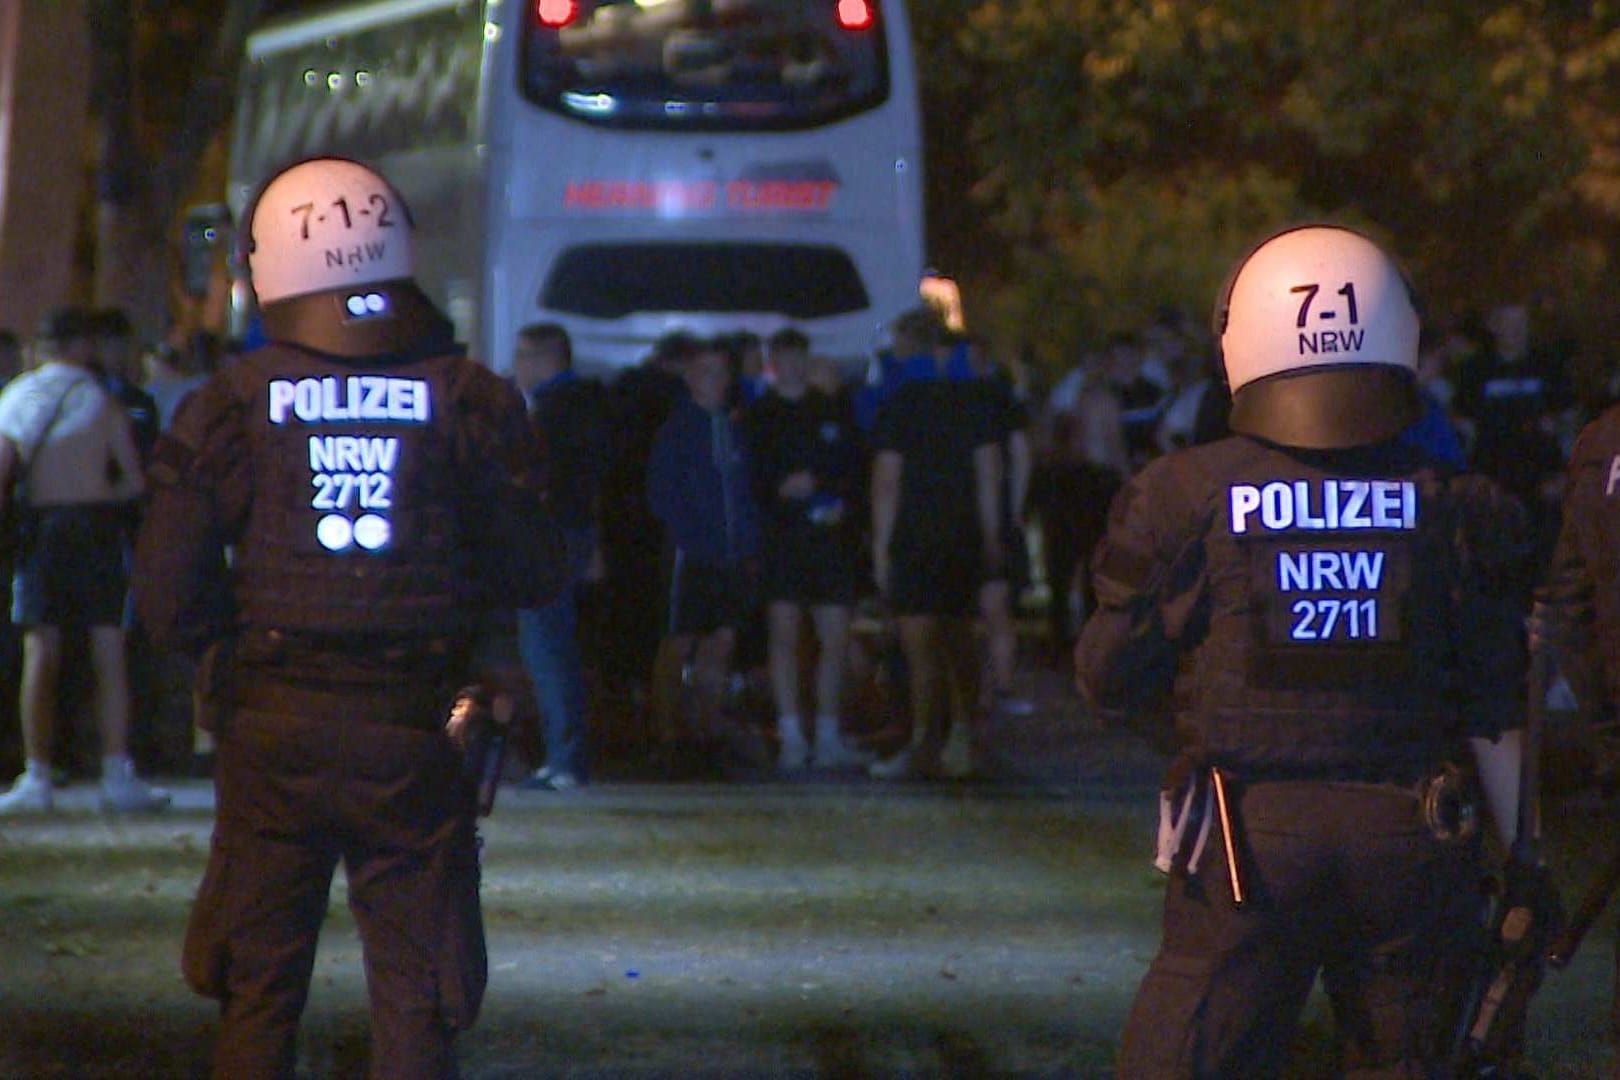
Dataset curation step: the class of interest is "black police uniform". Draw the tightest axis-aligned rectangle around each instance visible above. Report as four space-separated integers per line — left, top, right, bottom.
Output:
1077 433 1526 1075
134 339 562 1079
1542 402 1620 705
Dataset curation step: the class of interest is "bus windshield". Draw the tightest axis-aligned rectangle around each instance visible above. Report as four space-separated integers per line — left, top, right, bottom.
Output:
521 0 889 130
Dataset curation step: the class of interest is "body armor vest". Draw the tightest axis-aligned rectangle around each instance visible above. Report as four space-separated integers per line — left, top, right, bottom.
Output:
1171 437 1466 778
1552 405 1620 708
218 343 478 642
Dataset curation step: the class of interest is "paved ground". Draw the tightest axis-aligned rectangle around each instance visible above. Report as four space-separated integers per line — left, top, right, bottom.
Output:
0 665 1616 1077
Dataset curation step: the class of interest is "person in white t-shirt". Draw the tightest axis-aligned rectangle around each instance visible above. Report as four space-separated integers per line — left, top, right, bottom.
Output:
0 307 166 815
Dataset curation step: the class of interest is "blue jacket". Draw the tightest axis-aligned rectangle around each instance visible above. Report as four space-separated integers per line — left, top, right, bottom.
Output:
647 396 761 564
1397 390 1467 470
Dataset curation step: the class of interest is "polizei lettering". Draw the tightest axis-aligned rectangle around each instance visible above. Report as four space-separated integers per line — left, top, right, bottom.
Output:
1229 479 1416 535
267 376 430 425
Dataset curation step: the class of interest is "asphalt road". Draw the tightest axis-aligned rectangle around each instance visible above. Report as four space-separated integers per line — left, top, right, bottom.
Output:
0 672 1615 1077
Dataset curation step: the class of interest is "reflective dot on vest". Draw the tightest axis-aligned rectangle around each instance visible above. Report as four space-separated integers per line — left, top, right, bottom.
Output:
317 514 354 551
353 514 391 551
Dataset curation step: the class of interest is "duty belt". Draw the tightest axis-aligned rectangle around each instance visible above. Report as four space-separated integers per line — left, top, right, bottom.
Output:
231 674 447 731
239 627 460 664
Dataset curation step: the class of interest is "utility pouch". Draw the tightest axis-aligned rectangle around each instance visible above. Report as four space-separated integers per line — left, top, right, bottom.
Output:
435 823 488 1031
446 686 509 817
192 637 236 736
181 834 233 1000
1154 769 1214 875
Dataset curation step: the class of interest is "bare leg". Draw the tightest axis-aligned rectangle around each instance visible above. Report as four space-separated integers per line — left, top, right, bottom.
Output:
19 626 63 767
895 615 943 753
978 579 1017 702
809 604 851 721
689 628 736 740
87 625 132 759
938 616 981 775
766 602 803 728
650 634 695 744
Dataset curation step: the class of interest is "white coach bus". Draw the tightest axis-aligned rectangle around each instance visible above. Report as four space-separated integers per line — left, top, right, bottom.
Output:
225 0 926 374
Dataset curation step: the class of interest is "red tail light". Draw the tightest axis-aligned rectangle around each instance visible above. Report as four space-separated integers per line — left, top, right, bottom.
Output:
537 0 577 28
836 0 873 31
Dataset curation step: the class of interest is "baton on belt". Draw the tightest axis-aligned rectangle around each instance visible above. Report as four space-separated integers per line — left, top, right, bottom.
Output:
1452 646 1553 1070
1211 766 1245 908
1546 842 1620 969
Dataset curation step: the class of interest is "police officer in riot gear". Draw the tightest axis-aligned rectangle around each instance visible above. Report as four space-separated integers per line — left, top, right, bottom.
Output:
133 157 563 1078
1076 225 1531 1075
1535 330 1620 1035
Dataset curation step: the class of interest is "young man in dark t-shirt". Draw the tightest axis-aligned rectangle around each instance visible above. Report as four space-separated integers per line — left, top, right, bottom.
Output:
869 309 1003 779
744 328 869 771
953 335 1034 715
509 323 611 791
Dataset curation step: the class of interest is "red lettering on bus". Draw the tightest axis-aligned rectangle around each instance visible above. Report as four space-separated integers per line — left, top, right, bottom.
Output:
568 179 834 213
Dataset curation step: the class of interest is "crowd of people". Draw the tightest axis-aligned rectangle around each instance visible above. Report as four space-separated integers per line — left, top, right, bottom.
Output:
0 308 218 813
0 288 1601 803
508 308 1032 787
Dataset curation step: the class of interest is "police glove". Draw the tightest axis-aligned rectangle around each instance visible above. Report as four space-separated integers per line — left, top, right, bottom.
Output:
446 686 509 816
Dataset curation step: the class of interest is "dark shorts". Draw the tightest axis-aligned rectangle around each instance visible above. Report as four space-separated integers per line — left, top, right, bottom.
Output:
669 557 757 637
12 505 129 628
760 525 857 608
887 530 982 617
985 520 1031 592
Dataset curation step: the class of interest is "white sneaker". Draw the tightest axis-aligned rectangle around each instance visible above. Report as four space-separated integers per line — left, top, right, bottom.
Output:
0 772 53 815
939 736 974 780
993 693 1037 718
541 771 585 792
99 773 171 814
812 737 874 770
777 734 810 772
868 748 910 780
869 746 939 780
516 765 556 791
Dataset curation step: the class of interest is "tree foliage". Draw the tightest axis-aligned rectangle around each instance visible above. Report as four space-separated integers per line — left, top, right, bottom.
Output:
913 1 1620 372
85 0 268 332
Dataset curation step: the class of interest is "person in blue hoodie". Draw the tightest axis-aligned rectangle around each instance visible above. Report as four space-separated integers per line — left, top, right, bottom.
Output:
646 341 762 757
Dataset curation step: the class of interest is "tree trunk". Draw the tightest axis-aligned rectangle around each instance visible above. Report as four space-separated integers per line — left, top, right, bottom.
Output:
0 0 92 338
89 0 268 341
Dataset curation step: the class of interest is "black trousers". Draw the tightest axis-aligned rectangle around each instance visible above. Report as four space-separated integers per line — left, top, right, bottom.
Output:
1117 780 1483 1078
185 706 484 1080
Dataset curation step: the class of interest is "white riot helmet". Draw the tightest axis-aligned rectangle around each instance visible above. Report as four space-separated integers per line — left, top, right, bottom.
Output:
1214 225 1421 449
242 157 451 358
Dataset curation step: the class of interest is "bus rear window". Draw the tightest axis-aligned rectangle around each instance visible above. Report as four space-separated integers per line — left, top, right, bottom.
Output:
521 0 889 130
541 243 870 318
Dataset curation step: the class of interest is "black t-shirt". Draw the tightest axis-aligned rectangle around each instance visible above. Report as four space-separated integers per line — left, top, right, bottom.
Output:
872 378 998 545
531 374 611 530
1453 346 1571 441
974 370 1029 445
742 387 862 532
105 374 160 463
